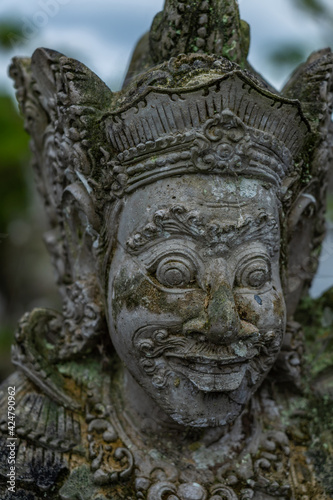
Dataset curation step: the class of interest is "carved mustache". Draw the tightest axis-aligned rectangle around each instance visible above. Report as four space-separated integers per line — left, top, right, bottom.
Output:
133 324 282 363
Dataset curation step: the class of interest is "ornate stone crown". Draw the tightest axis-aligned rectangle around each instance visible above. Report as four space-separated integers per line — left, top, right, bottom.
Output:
105 59 310 193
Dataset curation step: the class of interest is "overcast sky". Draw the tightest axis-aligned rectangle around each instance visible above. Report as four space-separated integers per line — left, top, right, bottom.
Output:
0 0 331 94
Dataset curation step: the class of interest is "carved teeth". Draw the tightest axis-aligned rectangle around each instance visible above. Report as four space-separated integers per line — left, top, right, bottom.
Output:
166 353 251 365
165 341 258 362
169 356 247 374
168 358 248 392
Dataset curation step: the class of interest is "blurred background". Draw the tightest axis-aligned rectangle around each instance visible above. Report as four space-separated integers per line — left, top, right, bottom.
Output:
0 0 333 380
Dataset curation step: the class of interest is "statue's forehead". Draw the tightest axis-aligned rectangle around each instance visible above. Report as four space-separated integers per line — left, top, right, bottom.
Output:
116 175 279 244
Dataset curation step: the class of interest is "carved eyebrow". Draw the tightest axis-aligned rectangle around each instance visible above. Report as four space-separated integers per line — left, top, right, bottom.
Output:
126 205 279 257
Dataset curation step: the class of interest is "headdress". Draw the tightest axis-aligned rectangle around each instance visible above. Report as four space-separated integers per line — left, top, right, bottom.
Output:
9 0 333 364
105 56 310 195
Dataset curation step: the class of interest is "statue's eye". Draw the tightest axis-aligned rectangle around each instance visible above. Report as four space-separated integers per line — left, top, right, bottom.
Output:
155 256 195 288
236 258 271 289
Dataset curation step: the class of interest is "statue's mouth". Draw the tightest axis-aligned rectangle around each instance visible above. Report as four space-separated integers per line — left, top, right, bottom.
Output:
134 325 281 392
167 355 248 392
164 338 259 366
165 351 256 365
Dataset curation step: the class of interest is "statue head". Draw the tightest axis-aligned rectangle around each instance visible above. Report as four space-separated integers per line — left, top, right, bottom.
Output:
9 0 333 427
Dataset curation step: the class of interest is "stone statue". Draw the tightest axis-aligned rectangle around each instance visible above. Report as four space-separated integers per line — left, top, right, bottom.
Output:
1 1 333 498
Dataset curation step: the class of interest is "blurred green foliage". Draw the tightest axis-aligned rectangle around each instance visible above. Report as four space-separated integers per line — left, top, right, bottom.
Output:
269 0 333 74
0 21 22 50
0 93 30 380
0 95 30 230
0 19 31 380
270 45 307 67
0 20 30 230
296 288 333 377
294 0 329 16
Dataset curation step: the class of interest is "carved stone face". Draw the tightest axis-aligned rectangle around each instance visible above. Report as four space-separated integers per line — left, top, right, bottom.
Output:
107 174 286 427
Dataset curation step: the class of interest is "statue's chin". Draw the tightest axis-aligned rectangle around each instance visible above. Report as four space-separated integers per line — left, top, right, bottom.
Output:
135 366 254 428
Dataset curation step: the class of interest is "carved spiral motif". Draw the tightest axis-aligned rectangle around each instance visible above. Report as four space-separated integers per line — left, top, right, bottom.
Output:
156 257 194 287
147 481 208 500
146 482 240 500
204 111 246 143
210 485 238 500
236 257 271 289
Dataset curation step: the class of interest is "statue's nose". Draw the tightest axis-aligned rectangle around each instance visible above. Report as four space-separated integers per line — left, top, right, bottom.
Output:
183 283 241 344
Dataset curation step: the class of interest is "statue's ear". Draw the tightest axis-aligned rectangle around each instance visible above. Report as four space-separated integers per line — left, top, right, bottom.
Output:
62 182 101 280
282 49 333 317
285 182 324 318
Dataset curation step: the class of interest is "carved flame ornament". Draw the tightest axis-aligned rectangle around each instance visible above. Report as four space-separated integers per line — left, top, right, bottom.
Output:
1 1 333 499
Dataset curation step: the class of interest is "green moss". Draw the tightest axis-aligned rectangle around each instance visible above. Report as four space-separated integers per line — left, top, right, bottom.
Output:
59 358 103 384
59 465 101 500
113 268 146 320
189 441 201 452
222 40 237 61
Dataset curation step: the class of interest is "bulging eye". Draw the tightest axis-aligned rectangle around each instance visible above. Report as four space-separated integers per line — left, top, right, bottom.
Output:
236 257 271 289
155 256 195 288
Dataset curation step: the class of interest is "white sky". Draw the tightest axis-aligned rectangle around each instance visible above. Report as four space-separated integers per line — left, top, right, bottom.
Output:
0 0 330 94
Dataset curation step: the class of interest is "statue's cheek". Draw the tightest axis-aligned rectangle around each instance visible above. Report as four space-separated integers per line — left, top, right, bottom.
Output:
111 265 205 322
234 288 286 331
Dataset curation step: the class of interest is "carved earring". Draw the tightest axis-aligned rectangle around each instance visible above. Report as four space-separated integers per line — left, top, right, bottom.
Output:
58 183 109 359
270 321 305 390
60 278 107 360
